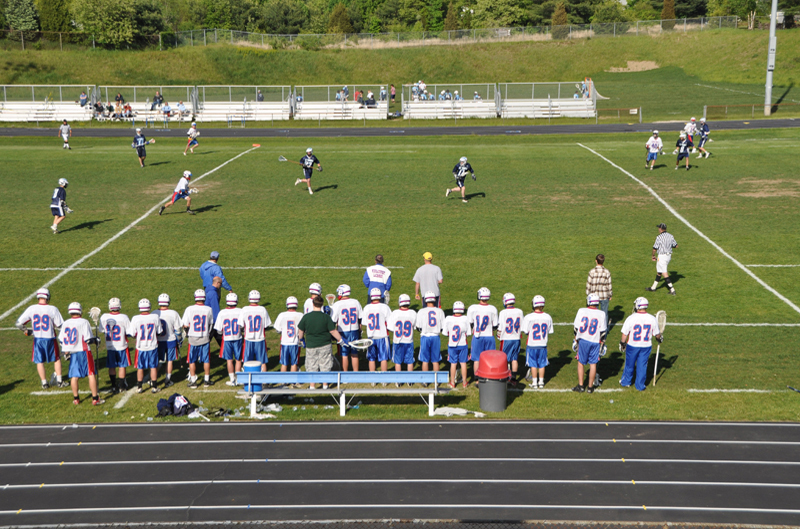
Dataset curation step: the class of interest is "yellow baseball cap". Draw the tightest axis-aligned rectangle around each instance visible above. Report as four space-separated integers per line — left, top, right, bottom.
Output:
422 252 433 260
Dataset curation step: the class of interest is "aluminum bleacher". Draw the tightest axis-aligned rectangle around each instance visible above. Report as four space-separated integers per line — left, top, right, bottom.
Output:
401 83 499 119
0 85 95 122
293 85 388 120
498 82 597 118
195 85 292 123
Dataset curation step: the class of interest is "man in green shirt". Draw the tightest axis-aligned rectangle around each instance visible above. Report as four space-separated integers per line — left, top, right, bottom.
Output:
298 295 344 390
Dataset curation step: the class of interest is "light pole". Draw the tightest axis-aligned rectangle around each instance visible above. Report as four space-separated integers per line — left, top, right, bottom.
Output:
764 0 778 116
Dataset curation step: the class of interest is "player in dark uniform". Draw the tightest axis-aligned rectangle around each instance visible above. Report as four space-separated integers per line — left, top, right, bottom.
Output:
50 178 72 234
446 156 475 204
294 147 322 195
132 128 154 168
697 118 711 159
675 133 693 171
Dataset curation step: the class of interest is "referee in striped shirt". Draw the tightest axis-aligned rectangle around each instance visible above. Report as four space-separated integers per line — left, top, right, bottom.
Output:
647 223 678 296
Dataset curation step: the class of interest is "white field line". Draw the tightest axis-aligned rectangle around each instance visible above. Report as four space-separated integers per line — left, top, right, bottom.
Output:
28 390 91 396
0 266 404 271
746 264 800 268
0 146 260 324
578 143 800 317
113 389 135 409
695 82 800 103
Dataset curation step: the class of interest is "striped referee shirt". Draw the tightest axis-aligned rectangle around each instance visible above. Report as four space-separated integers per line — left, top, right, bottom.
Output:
586 265 612 300
653 232 678 255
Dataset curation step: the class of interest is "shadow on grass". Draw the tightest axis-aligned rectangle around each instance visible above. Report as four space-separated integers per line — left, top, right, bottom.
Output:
598 351 624 382
772 82 795 111
650 353 678 385
147 161 171 167
545 349 573 384
609 304 625 330
60 219 113 233
194 151 218 155
465 192 486 200
193 204 222 214
0 379 23 396
314 184 338 193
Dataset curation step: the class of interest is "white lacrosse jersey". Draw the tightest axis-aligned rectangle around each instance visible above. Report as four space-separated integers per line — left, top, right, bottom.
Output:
522 311 554 348
273 310 303 346
187 127 199 139
59 317 94 353
646 136 663 153
415 306 445 336
443 314 471 347
621 312 660 348
303 297 315 314
175 176 189 193
497 307 524 341
362 302 392 339
16 304 64 339
331 298 363 333
100 312 131 350
388 308 417 344
153 309 182 342
129 313 162 351
573 307 607 344
182 304 213 340
467 303 498 338
213 307 243 341
239 305 272 342
684 122 697 136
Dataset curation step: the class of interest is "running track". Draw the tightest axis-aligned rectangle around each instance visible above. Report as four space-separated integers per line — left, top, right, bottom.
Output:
1 421 799 526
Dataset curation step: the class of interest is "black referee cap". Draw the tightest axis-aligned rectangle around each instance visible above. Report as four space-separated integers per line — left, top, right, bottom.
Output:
657 223 667 230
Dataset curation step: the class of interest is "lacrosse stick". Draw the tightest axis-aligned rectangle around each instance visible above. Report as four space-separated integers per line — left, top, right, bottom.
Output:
652 310 667 386
278 155 303 167
189 188 199 194
348 339 373 355
383 291 390 304
787 386 800 394
89 307 102 372
325 294 336 307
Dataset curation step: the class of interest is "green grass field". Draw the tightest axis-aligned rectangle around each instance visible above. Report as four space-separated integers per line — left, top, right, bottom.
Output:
1 127 799 424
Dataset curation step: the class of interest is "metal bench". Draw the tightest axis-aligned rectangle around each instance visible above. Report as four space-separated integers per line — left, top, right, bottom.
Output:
235 371 450 416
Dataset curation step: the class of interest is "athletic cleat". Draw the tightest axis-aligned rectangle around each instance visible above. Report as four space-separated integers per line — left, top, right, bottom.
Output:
462 199 468 203
225 380 236 386
572 385 585 393
187 380 198 389
73 398 80 405
186 209 195 215
674 166 678 170
163 379 174 388
645 287 656 292
697 154 703 159
41 382 50 390
183 152 187 156
538 380 544 389
446 189 451 197
58 380 69 388
137 386 146 394
705 152 710 158
650 167 653 171
371 382 376 387
295 178 301 186
158 206 165 216
586 386 594 394
322 383 329 390
309 188 313 195
204 379 214 387
93 398 105 405
669 290 676 296
151 386 160 394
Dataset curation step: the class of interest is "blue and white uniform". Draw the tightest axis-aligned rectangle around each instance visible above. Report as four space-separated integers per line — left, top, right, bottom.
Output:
646 135 663 162
452 162 475 188
363 265 392 300
497 307 523 363
59 317 96 379
522 311 553 369
573 307 607 366
51 187 67 217
100 312 131 368
239 305 272 365
676 137 693 161
16 304 64 364
467 303 498 362
214 307 244 361
129 313 162 370
154 308 182 362
388 308 417 365
133 133 148 157
416 306 445 363
301 154 320 179
443 314 470 364
362 302 392 362
620 312 661 391
698 122 710 148
273 310 303 366
331 297 363 357
182 304 213 364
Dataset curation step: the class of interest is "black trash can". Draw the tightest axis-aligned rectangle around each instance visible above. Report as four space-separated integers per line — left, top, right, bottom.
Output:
475 350 510 412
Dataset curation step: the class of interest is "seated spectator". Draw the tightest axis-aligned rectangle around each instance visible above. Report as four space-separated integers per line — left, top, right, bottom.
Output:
162 102 172 118
93 101 104 117
176 101 187 120
454 90 463 101
439 90 446 101
257 90 264 102
411 83 419 97
355 90 363 106
445 90 452 101
113 101 123 119
335 91 342 102
105 102 114 116
419 80 427 92
151 91 163 111
296 94 304 102
574 91 580 99
79 91 88 107
123 103 133 118
379 86 387 101
365 91 376 106
342 85 349 100
115 92 125 105
473 91 482 100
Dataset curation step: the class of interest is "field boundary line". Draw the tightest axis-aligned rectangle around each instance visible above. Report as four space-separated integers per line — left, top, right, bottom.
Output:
577 143 800 317
746 264 800 268
0 266 404 272
0 146 260 323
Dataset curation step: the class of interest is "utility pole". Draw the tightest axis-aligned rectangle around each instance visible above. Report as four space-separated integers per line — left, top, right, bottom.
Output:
764 0 778 116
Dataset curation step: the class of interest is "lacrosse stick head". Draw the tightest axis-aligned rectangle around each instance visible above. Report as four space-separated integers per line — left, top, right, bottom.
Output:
89 307 101 325
348 339 373 352
189 187 199 194
278 155 287 162
325 294 335 306
656 310 667 333
383 291 390 303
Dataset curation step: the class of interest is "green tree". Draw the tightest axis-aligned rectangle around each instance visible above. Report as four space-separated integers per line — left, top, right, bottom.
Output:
5 0 39 32
551 0 568 37
661 0 676 27
327 2 353 32
38 0 69 32
204 0 233 28
427 0 444 29
259 0 308 33
472 0 526 26
71 0 136 47
134 0 166 36
304 0 330 32
443 0 458 28
591 0 628 21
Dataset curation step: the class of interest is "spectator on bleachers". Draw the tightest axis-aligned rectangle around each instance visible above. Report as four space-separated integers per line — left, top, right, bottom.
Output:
445 90 452 101
454 91 463 101
93 101 104 117
473 91 482 100
335 91 342 102
296 94 304 102
175 101 187 120
113 101 123 119
574 91 581 99
151 91 163 111
390 84 396 103
419 80 427 92
79 91 88 107
439 91 446 101
162 102 172 118
355 90 363 106
380 86 387 101
123 103 133 118
105 102 114 116
115 93 125 105
366 91 376 107
257 90 264 102
342 86 349 101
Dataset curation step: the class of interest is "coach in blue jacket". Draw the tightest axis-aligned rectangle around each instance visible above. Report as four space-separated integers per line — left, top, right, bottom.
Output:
199 251 233 323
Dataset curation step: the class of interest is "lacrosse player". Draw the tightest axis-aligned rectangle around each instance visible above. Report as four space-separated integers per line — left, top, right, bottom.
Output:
154 293 183 388
443 301 470 389
446 156 475 204
416 292 445 376
467 287 498 378
572 293 607 393
100 298 132 394
132 128 153 168
620 297 663 391
388 294 417 379
50 178 72 234
129 299 163 394
675 132 693 170
363 255 392 303
239 290 272 371
362 288 392 377
522 295 553 389
294 147 322 195
497 293 523 384
158 170 196 216
684 117 698 152
273 297 303 373
331 284 363 372
58 120 72 150
304 283 322 314
645 131 663 170
214 292 244 385
697 118 712 158
184 122 200 156
15 288 67 389
182 289 214 388
59 303 103 405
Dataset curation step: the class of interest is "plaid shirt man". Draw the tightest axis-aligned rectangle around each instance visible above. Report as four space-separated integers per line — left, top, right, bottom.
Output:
586 265 612 300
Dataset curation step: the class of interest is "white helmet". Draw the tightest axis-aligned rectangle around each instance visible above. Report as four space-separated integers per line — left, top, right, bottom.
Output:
453 301 465 313
503 293 516 307
653 130 659 136
460 156 467 164
194 289 206 301
249 290 261 303
369 287 382 300
398 294 411 306
477 287 491 301
68 302 82 315
286 296 298 308
587 293 600 306
226 292 238 306
135 127 142 132
423 291 436 303
634 297 649 311
36 288 51 300
58 178 69 187
309 283 322 295
109 297 122 311
183 170 192 179
306 147 313 154
338 284 351 298
680 132 687 138
191 122 196 127
138 298 151 311
532 295 546 308
157 293 170 306
700 117 706 122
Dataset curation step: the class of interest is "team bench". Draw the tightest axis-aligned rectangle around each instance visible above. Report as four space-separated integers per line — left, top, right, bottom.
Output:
235 371 450 416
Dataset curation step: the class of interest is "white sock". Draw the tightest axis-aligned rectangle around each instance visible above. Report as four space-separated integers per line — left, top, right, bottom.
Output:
651 281 659 289
56 376 62 383
204 375 210 382
229 373 235 381
166 373 171 380
532 378 538 386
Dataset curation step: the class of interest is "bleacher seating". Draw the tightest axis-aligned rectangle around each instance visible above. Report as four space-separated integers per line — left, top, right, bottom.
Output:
196 101 292 122
501 98 595 118
402 100 498 119
294 101 388 120
0 101 94 123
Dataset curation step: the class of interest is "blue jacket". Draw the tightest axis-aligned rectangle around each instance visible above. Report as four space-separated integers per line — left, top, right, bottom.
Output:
363 265 392 296
199 261 232 291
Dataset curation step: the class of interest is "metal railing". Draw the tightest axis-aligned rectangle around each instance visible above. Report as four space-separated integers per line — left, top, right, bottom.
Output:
97 86 194 106
295 85 388 103
704 102 800 119
402 83 496 103
198 85 292 103
0 85 95 103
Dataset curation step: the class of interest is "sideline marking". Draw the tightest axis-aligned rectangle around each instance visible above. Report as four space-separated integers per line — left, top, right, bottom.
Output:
578 143 800 316
746 264 800 268
0 266 405 272
113 389 135 409
0 146 260 323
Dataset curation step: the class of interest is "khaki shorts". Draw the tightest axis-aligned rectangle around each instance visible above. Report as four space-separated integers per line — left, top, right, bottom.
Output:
656 253 672 274
305 344 333 372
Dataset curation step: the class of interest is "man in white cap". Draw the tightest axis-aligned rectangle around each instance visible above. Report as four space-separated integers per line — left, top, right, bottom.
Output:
497 293 523 384
16 288 67 389
522 295 553 389
572 293 607 393
59 302 103 405
413 252 443 306
50 178 72 234
182 289 214 388
684 117 698 152
362 288 393 378
184 122 200 156
129 298 163 394
389 294 417 381
620 297 663 391
696 117 711 159
295 147 322 195
645 130 663 171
